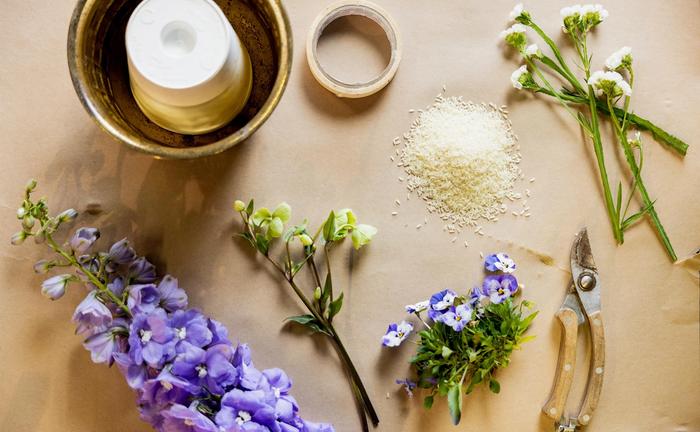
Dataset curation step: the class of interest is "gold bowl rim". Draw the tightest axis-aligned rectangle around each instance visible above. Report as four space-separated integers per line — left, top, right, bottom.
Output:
67 0 293 160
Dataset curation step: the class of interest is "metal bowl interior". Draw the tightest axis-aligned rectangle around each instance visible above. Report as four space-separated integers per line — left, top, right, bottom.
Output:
68 0 292 159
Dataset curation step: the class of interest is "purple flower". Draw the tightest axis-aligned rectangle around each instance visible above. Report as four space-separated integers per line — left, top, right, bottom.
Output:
107 238 136 268
138 373 195 427
469 285 487 306
428 289 457 322
260 369 298 423
441 304 473 332
483 274 518 304
381 321 413 347
158 275 188 312
161 404 219 432
128 308 176 368
208 318 231 346
41 274 71 300
170 309 213 348
69 227 100 254
127 283 161 314
171 342 238 395
108 276 126 298
72 290 113 335
83 319 128 364
215 389 278 431
396 378 417 397
128 257 157 283
484 253 516 273
113 352 150 390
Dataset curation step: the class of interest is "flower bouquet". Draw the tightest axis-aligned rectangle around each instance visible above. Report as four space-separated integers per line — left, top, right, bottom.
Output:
11 181 333 432
382 253 537 425
501 3 687 261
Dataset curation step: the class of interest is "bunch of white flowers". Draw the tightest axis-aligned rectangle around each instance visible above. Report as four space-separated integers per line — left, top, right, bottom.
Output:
587 70 632 98
605 46 633 71
561 4 608 33
499 23 528 50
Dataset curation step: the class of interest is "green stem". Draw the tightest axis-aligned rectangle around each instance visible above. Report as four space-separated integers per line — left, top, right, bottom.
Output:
46 232 131 316
606 98 677 261
528 21 585 93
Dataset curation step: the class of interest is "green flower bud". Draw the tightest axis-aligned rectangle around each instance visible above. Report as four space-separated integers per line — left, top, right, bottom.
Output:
25 179 37 192
233 200 246 212
16 207 27 219
299 233 313 246
22 216 35 230
58 208 78 223
11 231 27 245
314 286 322 301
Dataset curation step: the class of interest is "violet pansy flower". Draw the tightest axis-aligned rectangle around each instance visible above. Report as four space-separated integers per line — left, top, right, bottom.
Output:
72 290 112 335
484 253 516 273
396 378 417 397
483 274 518 304
381 321 413 347
428 289 457 321
441 304 473 332
69 227 100 254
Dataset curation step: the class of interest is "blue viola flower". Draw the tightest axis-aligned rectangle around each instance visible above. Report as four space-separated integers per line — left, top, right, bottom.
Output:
469 285 487 306
215 389 278 431
72 290 113 335
161 404 219 432
484 253 517 273
428 289 457 321
157 275 188 312
441 304 473 332
483 274 519 304
169 309 213 349
381 321 413 347
128 308 176 368
127 283 161 314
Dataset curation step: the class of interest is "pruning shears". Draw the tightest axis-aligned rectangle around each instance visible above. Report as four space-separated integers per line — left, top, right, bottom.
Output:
543 228 605 431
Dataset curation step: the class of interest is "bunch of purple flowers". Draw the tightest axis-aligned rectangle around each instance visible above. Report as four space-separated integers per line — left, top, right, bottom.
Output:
381 253 536 425
12 181 332 432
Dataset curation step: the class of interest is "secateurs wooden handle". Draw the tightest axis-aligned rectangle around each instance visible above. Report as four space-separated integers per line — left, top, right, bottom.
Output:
543 228 605 431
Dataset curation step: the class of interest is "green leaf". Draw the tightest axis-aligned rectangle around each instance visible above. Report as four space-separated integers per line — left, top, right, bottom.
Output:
245 199 255 215
615 181 622 217
255 234 269 255
351 224 377 250
622 200 656 231
489 379 501 394
423 395 434 409
441 346 453 359
328 292 344 320
285 314 316 325
272 202 291 223
322 211 336 242
447 384 462 425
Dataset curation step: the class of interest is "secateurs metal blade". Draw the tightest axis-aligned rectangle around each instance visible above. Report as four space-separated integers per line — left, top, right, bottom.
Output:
543 228 605 431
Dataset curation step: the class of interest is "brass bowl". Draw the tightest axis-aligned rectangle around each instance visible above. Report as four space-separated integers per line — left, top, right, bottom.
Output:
68 0 292 159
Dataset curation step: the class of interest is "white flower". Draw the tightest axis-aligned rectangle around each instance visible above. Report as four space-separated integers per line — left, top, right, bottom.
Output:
509 3 524 20
494 253 517 273
560 4 582 18
524 43 540 57
605 46 632 70
405 300 429 314
581 4 608 21
381 321 414 347
499 23 527 40
510 65 528 89
433 292 456 311
588 70 632 97
628 130 642 145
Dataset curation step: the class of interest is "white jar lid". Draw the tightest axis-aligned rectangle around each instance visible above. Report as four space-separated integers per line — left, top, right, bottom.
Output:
126 0 234 107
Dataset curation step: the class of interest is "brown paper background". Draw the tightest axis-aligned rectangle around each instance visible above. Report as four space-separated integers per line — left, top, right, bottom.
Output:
0 1 698 431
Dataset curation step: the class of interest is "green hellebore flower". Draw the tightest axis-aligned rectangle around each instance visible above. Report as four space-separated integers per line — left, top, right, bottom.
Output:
268 217 284 238
351 224 377 250
299 234 313 246
273 202 292 224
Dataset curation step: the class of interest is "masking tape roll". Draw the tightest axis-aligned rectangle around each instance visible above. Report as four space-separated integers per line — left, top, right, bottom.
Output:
306 0 402 98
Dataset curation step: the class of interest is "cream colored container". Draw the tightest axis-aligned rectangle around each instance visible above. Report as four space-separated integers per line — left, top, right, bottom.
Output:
125 0 253 135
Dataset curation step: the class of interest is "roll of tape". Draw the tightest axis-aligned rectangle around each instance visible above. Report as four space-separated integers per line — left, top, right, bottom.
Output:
306 0 402 98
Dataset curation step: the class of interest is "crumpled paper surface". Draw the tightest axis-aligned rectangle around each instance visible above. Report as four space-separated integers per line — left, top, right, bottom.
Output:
0 0 698 431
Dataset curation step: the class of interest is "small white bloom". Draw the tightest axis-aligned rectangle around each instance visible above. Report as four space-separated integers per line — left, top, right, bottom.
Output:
433 293 456 310
405 300 429 314
509 3 524 20
525 43 539 57
510 65 528 89
494 253 517 273
499 23 527 40
605 46 632 70
617 79 632 97
561 4 582 18
588 70 632 97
